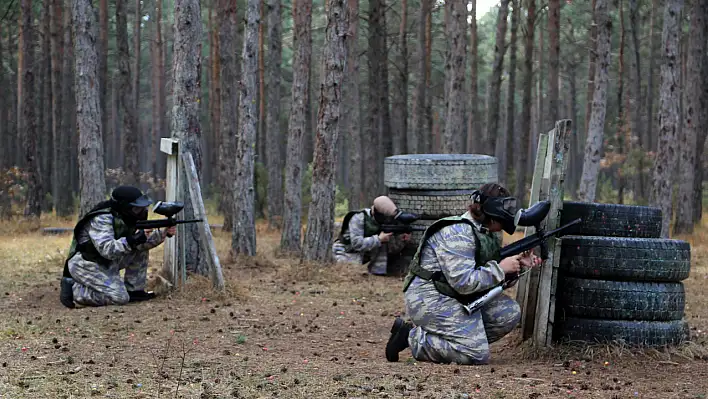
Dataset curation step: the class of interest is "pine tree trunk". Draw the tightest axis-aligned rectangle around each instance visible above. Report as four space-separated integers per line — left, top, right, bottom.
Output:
366 0 389 199
117 0 140 186
616 0 627 204
390 0 408 155
302 0 348 262
0 26 5 170
515 0 535 206
266 0 284 229
40 1 53 210
423 5 433 153
545 0 560 129
73 0 108 217
650 0 683 238
466 0 478 154
172 0 206 273
344 0 363 210
487 0 510 156
674 0 705 234
99 0 109 167
646 0 660 153
410 0 430 154
134 0 144 175
583 0 597 150
52 0 71 217
693 48 708 223
505 0 519 183
441 0 466 154
19 0 42 219
281 0 312 253
577 0 611 202
258 0 267 169
210 4 221 190
231 0 260 256
217 0 239 232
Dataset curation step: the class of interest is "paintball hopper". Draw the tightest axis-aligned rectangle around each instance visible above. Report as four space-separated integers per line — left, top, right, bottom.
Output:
152 201 185 218
514 200 551 228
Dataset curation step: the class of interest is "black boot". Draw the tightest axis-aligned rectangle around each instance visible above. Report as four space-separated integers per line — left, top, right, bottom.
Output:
128 290 156 302
385 317 412 362
60 277 75 309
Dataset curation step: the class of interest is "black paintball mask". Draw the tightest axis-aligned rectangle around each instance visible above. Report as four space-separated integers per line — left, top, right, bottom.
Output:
373 208 402 225
470 189 520 235
110 186 152 225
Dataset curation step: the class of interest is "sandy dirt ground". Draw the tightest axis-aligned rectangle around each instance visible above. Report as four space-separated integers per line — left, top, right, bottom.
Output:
1 219 708 399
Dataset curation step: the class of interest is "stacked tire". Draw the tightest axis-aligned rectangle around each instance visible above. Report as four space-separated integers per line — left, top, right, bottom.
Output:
553 202 692 347
382 154 499 276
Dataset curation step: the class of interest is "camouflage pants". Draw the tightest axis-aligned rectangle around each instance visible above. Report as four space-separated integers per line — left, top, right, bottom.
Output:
405 287 520 365
332 241 390 275
68 250 149 306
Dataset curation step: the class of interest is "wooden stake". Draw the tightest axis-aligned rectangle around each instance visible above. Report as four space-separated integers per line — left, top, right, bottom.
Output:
160 138 181 287
533 119 572 347
517 131 549 340
181 152 225 290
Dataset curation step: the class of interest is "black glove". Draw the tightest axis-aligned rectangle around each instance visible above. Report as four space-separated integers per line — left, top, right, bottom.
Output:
126 230 148 248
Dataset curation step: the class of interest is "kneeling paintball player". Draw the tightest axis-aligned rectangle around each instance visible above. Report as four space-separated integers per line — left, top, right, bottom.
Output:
59 186 176 308
331 196 411 275
385 183 541 364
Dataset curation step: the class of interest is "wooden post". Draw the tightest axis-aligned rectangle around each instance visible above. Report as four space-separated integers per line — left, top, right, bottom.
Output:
181 152 226 290
160 138 183 287
532 119 572 347
516 132 550 339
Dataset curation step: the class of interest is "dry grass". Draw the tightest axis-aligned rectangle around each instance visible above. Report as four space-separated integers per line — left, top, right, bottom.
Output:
2 211 708 398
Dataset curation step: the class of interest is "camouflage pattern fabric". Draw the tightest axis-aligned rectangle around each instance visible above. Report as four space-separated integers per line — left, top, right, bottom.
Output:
403 212 521 364
67 214 166 306
332 209 407 275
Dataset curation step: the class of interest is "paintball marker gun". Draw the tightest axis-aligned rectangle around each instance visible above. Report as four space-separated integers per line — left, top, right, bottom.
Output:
462 200 582 314
380 211 428 235
135 201 203 230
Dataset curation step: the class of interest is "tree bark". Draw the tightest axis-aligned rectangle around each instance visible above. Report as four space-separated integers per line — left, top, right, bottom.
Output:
693 44 708 223
514 0 535 205
133 0 142 170
19 0 42 219
217 0 239 232
99 0 109 167
674 0 705 234
116 0 140 186
73 0 107 217
390 0 408 155
40 0 53 210
486 0 510 156
545 0 560 128
266 0 284 229
466 0 478 154
303 0 348 262
646 0 660 153
441 0 466 154
366 0 389 200
344 0 363 210
52 0 71 217
281 0 312 253
231 0 260 256
172 0 206 273
210 3 221 190
650 0 683 238
583 0 597 151
616 0 627 204
577 0 611 202
410 0 430 154
0 25 5 170
505 0 519 183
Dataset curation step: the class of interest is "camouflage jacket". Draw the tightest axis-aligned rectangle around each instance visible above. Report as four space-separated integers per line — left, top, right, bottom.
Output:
405 211 505 297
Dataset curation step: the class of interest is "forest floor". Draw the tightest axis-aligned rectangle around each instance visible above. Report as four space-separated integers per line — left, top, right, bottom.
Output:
2 213 708 399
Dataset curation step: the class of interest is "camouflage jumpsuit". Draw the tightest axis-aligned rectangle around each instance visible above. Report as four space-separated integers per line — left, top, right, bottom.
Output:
67 213 166 306
402 212 520 364
332 209 407 275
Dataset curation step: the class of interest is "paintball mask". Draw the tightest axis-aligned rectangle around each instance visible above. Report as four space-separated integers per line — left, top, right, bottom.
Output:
470 190 519 235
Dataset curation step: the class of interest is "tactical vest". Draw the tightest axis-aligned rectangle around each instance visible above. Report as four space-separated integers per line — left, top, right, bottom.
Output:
402 216 502 304
64 207 134 268
337 209 381 248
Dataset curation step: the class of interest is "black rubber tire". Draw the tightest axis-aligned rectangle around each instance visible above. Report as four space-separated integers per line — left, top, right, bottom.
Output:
559 236 691 282
383 154 498 190
560 201 663 238
554 317 690 347
558 277 685 321
389 189 473 220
